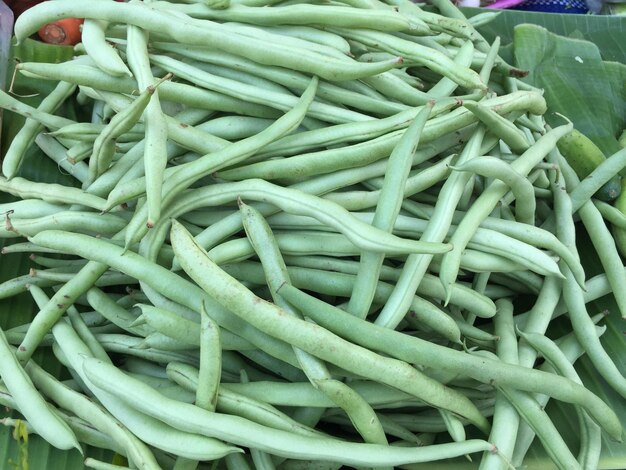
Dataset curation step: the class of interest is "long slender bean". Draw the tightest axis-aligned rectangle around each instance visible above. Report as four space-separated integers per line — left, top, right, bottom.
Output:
347 103 432 319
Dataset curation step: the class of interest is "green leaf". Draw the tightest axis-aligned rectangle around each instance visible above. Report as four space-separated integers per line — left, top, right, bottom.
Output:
461 7 626 64
512 23 625 156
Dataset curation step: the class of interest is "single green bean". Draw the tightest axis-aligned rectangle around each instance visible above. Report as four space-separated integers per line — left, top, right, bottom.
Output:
0 176 108 211
35 134 89 183
569 147 626 213
328 27 485 90
159 2 426 32
81 18 132 77
0 88 75 130
462 101 530 153
126 25 170 227
347 103 432 319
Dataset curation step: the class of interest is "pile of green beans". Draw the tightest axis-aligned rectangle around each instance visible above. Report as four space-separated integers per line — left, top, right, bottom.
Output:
1 1 625 469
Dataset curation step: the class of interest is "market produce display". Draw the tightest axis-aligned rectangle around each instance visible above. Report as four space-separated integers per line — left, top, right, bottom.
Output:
0 0 625 469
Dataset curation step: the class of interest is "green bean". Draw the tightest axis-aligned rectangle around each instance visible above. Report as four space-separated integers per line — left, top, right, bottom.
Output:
438 123 573 301
196 116 274 141
81 18 132 77
468 10 501 28
223 379 416 409
275 283 622 440
223 260 490 326
0 88 75 130
210 20 354 62
428 40 474 97
15 1 404 81
34 134 89 183
196 304 221 411
478 299 520 470
569 147 626 213
422 0 490 47
0 176 108 211
84 458 131 470
0 326 80 451
15 257 112 363
463 101 530 154
561 260 626 398
594 198 626 228
0 211 127 239
254 24 351 55
84 356 498 465
0 199 67 220
159 2 426 32
499 386 581 470
0 273 57 299
136 331 196 352
28 284 110 363
127 25 170 227
86 288 150 337
29 267 135 288
347 103 432 320
360 71 461 107
450 156 536 225
2 81 76 179
49 122 145 143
